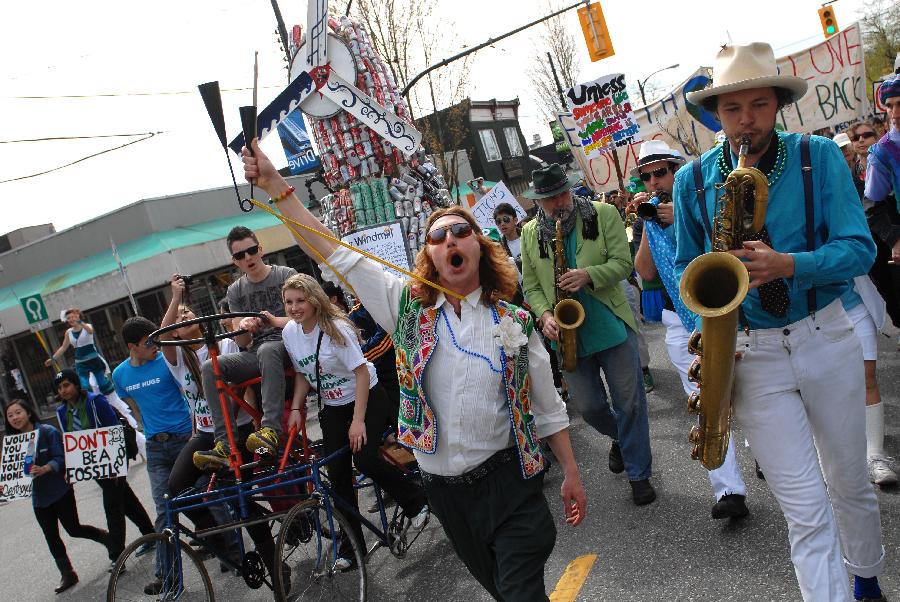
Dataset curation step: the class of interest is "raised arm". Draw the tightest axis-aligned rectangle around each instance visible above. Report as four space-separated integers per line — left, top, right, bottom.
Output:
45 331 71 367
160 274 185 366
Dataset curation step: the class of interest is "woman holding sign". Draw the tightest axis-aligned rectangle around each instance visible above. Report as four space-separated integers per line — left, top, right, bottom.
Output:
4 398 110 594
54 369 155 572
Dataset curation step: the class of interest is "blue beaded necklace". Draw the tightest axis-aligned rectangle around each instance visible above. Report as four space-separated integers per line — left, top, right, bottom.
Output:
438 306 505 374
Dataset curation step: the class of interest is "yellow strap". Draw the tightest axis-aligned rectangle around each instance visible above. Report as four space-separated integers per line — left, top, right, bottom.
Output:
249 199 464 300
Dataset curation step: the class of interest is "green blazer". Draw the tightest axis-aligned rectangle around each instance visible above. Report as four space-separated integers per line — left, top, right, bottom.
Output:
521 201 636 332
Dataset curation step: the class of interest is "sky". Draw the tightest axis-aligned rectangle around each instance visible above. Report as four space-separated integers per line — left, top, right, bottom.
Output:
0 0 872 234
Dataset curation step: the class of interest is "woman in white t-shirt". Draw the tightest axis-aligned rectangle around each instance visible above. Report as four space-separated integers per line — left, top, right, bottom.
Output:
262 273 428 568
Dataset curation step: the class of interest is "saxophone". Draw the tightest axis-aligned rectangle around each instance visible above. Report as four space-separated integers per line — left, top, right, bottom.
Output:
554 218 585 372
679 135 768 470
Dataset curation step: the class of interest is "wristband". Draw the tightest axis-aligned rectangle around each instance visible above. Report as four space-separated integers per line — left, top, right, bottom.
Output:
269 186 296 204
290 408 302 412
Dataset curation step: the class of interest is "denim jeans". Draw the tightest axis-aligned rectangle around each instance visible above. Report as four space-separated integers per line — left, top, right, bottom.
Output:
146 432 192 573
563 328 653 481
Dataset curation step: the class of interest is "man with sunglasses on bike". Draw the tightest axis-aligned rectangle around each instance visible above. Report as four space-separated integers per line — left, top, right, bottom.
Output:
194 226 297 469
520 163 656 506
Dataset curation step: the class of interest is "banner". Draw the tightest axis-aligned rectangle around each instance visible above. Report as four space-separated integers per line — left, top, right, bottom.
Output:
63 426 128 482
565 73 641 160
341 221 411 280
570 24 867 193
277 110 320 175
0 430 38 502
470 182 527 231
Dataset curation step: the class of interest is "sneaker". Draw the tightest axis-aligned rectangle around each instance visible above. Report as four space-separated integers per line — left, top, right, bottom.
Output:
630 479 657 506
333 557 357 572
245 427 279 456
868 455 898 487
642 367 655 393
143 578 163 596
711 494 749 520
410 504 430 530
608 441 625 474
134 541 155 557
193 440 231 470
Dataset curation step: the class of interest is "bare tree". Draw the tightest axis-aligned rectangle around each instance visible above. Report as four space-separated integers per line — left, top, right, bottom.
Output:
860 0 900 90
527 0 581 123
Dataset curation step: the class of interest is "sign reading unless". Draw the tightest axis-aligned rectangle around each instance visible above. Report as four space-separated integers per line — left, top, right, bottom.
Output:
341 221 411 280
470 182 528 231
565 72 642 160
63 426 128 482
0 430 38 502
19 294 48 325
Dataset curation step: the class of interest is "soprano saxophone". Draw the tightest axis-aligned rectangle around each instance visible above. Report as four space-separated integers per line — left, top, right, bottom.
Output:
679 135 768 470
554 218 585 373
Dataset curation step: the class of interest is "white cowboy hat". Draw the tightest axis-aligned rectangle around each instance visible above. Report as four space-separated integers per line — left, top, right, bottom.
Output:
686 43 807 106
832 132 852 148
630 140 686 178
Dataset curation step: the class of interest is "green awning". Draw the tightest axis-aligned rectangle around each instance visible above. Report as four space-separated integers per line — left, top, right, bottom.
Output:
451 180 499 198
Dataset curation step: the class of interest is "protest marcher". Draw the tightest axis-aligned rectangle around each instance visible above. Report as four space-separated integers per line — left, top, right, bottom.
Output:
676 42 885 601
53 369 155 570
263 273 429 569
5 398 110 594
520 163 656 507
494 202 523 271
242 140 586 602
632 140 750 520
346 298 400 427
193 226 297 469
850 121 881 182
45 309 117 399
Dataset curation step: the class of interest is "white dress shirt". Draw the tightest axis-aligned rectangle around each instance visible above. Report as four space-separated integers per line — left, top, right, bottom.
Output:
320 246 569 476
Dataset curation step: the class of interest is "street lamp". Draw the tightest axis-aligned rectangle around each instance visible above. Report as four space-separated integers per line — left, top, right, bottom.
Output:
638 63 680 106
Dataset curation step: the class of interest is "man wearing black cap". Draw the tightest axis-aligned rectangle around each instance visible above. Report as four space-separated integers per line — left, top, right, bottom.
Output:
521 163 656 506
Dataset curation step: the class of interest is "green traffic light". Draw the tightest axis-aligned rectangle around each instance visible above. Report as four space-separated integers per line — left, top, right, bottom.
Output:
826 24 835 34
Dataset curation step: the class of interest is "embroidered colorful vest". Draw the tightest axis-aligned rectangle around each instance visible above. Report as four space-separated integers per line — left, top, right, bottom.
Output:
391 286 545 479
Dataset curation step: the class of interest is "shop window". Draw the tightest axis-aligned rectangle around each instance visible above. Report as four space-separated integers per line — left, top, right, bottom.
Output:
503 127 524 157
478 129 502 162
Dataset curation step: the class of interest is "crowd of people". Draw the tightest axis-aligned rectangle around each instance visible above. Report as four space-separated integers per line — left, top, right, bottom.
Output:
2 40 899 601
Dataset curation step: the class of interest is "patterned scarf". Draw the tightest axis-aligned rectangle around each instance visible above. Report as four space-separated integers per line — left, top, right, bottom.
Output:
536 194 598 249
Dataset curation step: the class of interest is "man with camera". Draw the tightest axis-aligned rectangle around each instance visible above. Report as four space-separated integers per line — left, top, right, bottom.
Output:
632 140 749 520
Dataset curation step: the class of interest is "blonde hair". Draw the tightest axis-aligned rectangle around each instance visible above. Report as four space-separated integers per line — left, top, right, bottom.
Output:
282 274 357 346
412 206 519 307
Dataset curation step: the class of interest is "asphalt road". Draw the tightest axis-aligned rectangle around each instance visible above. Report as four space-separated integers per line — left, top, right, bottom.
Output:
1 320 898 601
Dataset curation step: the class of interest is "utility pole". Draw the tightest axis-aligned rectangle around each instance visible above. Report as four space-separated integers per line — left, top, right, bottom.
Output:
269 0 293 65
547 52 568 111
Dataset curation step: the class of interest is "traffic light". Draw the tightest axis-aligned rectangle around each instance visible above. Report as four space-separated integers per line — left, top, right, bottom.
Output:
818 6 839 38
578 2 614 62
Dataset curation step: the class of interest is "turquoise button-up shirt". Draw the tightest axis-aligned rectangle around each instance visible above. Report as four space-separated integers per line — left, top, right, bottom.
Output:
673 132 875 330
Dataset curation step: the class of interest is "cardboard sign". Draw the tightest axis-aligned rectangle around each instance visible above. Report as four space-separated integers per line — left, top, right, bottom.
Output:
63 426 128 482
565 73 641 160
341 221 412 280
874 80 888 114
470 182 527 231
0 430 38 502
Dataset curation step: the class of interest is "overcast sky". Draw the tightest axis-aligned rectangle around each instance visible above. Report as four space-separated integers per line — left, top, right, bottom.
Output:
1 0 871 234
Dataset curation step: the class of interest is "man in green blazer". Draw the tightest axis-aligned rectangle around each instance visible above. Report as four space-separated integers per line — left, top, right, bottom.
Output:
522 163 656 505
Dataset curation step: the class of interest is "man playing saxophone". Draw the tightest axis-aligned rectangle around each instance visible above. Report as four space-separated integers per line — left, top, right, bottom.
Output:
522 163 656 506
674 43 886 601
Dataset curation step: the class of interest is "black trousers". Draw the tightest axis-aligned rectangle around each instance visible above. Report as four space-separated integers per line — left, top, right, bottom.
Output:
96 476 155 560
319 385 426 552
424 456 556 602
33 488 109 572
870 235 900 327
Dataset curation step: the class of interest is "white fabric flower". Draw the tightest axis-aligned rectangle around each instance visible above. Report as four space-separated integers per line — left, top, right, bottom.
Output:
493 315 528 357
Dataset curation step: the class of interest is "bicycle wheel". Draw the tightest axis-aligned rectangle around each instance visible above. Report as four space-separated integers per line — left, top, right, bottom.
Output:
107 532 214 602
275 499 366 601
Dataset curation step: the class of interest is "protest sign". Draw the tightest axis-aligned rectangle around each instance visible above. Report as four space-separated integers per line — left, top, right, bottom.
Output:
342 221 411 280
0 430 38 502
569 23 868 193
63 426 127 483
277 110 320 175
565 73 642 160
470 182 527 231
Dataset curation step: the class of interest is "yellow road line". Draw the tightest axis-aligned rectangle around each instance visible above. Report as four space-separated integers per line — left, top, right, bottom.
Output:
549 554 597 602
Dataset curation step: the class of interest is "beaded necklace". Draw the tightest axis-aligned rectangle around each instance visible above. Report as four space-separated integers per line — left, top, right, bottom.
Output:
717 132 787 187
438 305 505 374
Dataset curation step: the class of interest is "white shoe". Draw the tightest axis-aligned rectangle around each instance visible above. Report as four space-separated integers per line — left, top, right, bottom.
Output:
868 455 898 487
410 505 430 530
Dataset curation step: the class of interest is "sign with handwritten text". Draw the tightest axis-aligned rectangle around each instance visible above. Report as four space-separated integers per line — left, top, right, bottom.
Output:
63 426 128 482
565 73 641 160
470 182 527 231
0 430 38 502
342 221 411 280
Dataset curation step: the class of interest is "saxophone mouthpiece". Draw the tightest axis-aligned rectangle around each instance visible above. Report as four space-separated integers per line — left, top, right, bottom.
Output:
738 135 751 156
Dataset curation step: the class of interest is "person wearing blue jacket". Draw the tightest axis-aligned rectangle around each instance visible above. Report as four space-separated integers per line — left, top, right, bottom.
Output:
5 397 109 594
54 369 155 571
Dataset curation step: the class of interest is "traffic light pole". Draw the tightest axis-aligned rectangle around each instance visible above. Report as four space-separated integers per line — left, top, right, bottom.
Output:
547 52 568 111
401 0 589 98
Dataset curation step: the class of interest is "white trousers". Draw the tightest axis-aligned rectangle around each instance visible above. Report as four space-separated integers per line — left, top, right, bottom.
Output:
661 309 746 500
732 300 884 601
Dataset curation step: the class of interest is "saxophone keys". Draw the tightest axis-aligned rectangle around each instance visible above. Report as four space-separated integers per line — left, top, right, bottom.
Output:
687 391 701 414
687 331 702 356
689 425 703 461
687 358 702 384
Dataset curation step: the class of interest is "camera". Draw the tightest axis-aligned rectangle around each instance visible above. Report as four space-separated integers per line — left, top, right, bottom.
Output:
636 192 672 221
175 274 194 285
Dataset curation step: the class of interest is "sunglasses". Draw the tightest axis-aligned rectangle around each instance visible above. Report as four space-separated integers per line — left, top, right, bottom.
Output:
494 215 513 225
426 222 474 245
850 131 877 142
639 166 671 182
232 244 261 260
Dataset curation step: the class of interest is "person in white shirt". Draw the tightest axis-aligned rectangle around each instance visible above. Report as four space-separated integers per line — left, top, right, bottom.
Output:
261 273 428 570
242 140 586 602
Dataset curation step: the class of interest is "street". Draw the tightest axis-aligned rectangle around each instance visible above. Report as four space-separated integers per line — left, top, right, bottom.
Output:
2 320 898 601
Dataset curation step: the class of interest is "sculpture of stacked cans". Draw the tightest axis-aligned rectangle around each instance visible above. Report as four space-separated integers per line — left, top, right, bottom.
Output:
307 13 451 257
